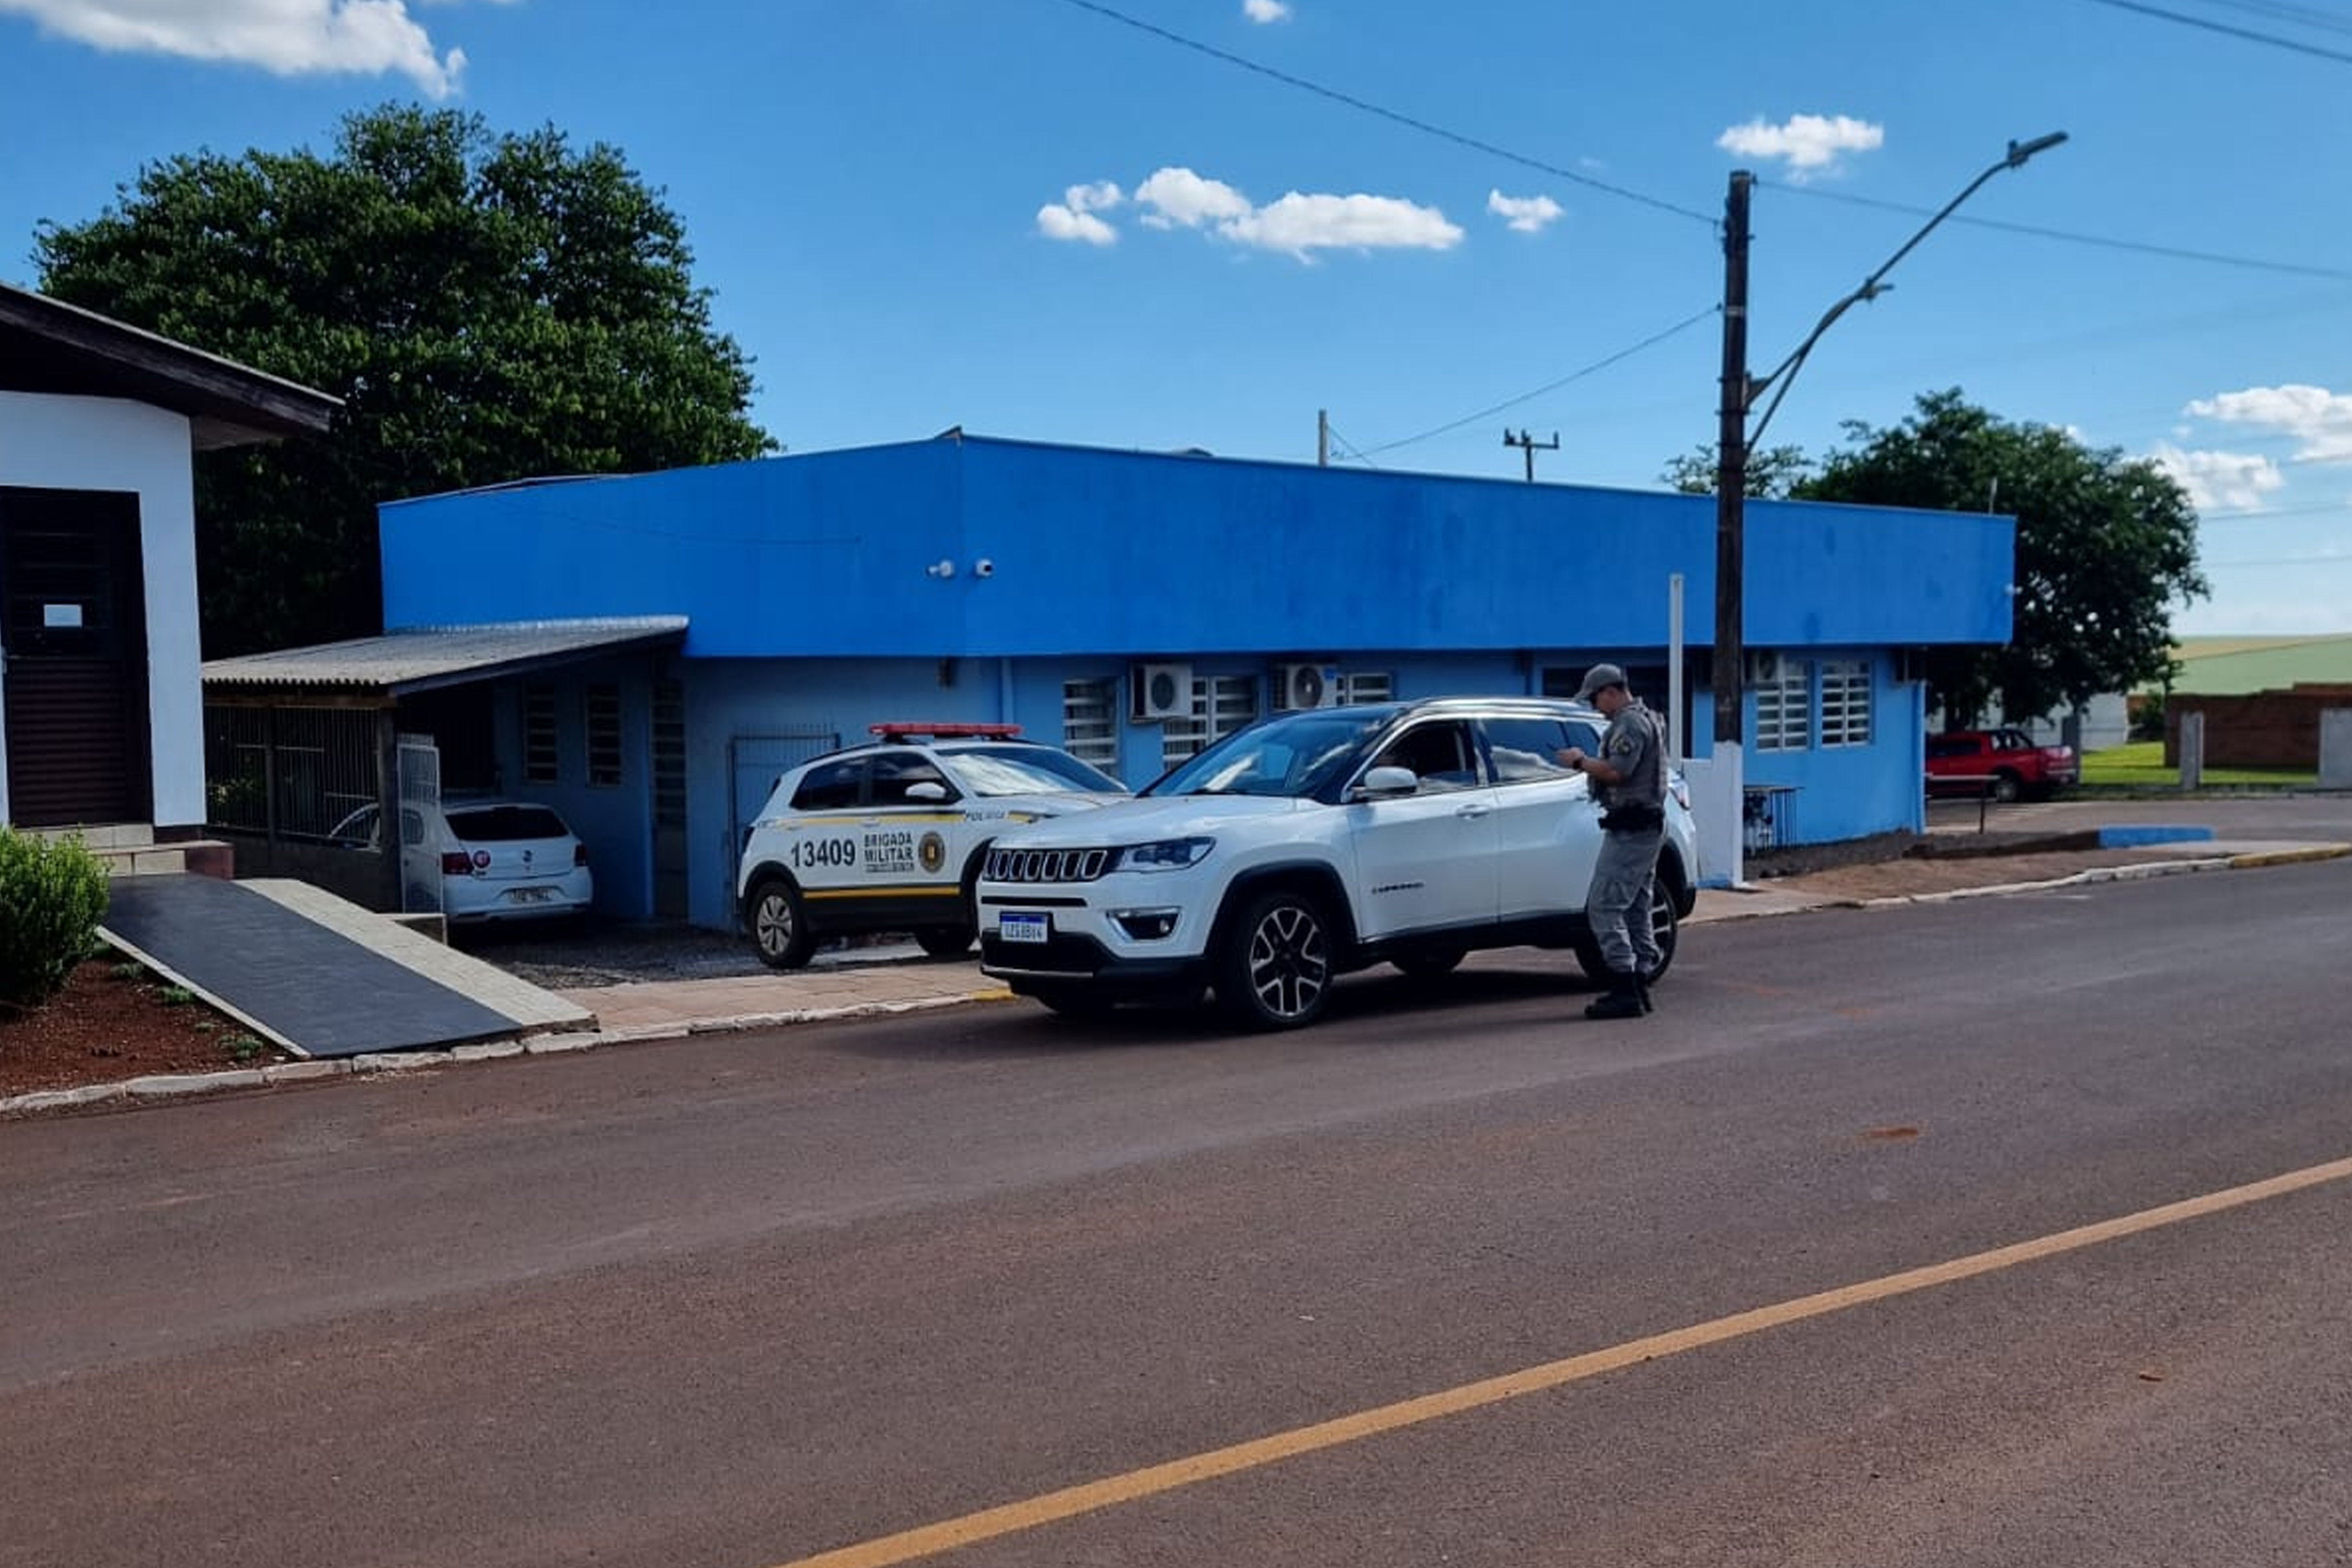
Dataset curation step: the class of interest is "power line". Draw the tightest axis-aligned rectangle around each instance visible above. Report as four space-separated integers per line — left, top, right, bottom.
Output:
1358 305 1720 456
1322 422 1380 468
1049 0 1718 227
1759 179 2352 281
2190 0 2352 38
2079 0 2352 63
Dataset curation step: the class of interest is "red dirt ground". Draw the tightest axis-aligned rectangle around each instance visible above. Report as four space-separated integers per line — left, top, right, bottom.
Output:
0 958 292 1099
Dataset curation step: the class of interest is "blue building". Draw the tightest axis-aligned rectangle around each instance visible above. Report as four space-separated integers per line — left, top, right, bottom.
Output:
204 432 2012 930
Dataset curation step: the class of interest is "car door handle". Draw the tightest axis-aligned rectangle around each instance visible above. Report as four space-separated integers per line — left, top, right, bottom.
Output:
1454 803 1492 820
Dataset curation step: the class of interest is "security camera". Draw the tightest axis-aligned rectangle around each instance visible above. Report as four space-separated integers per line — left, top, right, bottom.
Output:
974 558 996 578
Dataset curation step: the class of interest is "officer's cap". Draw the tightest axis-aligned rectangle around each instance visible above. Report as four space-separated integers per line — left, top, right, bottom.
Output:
1574 663 1629 701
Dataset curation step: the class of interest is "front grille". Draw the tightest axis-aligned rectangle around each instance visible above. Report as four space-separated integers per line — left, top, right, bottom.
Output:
985 845 1112 884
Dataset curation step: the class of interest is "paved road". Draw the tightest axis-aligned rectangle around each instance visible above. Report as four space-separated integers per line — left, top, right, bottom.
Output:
5 859 2349 1567
1930 788 2352 842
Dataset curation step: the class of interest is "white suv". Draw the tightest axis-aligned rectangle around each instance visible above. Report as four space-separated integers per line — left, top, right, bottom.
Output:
976 697 1700 1030
736 723 1129 969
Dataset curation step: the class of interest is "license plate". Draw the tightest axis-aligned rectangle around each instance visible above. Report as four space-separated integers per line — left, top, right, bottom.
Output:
999 913 1049 944
508 886 554 904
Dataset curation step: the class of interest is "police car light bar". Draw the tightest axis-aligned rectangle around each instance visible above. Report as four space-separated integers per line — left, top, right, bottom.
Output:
868 721 1025 740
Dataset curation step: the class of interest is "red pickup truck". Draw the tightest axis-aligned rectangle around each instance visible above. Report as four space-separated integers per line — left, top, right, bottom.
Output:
1924 728 2080 802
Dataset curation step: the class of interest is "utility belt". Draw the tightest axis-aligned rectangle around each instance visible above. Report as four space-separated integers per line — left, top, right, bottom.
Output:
1599 802 1665 835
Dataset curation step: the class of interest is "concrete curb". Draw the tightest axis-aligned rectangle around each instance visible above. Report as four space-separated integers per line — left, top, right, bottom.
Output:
6 847 2342 1118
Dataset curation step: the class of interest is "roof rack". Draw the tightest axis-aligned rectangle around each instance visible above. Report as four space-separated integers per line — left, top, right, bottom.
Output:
868 721 1025 741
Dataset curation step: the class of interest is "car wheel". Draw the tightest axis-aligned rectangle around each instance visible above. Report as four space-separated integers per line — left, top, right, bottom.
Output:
1574 879 1681 985
1215 887 1334 1031
1030 984 1118 1020
748 877 815 970
915 926 975 959
1392 949 1466 979
1991 770 2022 804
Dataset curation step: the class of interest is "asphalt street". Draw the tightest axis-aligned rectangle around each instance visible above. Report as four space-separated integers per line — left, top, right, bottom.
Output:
4 856 2349 1567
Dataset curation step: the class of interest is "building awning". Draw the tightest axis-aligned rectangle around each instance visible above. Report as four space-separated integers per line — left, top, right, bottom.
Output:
0 281 342 449
203 617 689 699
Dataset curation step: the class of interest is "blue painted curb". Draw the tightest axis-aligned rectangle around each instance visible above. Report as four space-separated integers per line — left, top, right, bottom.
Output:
2096 824 2217 848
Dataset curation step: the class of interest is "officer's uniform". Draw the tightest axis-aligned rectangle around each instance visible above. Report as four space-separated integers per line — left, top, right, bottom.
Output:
1586 697 1667 983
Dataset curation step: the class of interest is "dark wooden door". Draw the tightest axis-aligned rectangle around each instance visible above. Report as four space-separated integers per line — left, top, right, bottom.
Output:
2 488 152 827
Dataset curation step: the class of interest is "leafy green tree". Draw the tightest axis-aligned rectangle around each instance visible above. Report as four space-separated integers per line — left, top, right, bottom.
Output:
1661 442 1812 499
35 105 775 654
1796 389 2205 726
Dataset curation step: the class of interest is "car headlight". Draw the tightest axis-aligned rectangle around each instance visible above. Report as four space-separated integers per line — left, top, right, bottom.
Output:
1112 836 1214 872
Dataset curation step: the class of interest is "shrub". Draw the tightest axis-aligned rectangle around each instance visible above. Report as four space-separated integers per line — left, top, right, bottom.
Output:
0 828 111 1014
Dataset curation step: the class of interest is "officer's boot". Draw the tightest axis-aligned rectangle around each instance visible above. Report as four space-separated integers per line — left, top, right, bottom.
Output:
1635 967 1655 1014
1585 970 1645 1020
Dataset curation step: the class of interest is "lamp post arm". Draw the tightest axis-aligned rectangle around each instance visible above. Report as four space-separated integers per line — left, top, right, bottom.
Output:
1742 131 2068 456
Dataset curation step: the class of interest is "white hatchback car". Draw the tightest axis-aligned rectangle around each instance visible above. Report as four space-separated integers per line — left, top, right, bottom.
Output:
736 723 1131 969
333 798 594 923
976 697 1701 1030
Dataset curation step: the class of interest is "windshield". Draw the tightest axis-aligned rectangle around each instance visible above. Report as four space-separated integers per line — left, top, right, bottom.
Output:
1145 710 1394 799
943 745 1127 797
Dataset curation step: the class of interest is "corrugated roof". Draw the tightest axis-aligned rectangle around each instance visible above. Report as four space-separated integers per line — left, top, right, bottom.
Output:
202 617 688 695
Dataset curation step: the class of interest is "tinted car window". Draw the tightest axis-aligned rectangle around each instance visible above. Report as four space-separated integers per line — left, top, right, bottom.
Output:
1148 709 1396 799
444 805 570 842
1482 717 1574 783
792 759 866 812
1927 737 1979 760
1562 720 1603 756
869 751 959 806
944 746 1125 796
1370 721 1481 791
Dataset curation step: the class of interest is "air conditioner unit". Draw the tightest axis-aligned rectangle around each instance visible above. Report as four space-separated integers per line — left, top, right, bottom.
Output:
1272 662 1340 710
1131 662 1193 721
1744 650 1785 687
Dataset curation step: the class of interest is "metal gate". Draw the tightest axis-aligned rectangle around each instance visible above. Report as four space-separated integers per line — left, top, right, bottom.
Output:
726 729 837 927
397 733 442 914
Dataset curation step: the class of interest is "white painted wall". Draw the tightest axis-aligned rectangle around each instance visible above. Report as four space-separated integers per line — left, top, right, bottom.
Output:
0 391 205 827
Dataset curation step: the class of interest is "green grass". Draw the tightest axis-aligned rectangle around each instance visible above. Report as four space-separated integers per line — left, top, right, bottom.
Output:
2080 741 2316 789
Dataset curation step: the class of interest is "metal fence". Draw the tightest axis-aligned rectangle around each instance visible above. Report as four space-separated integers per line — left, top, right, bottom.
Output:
203 705 383 843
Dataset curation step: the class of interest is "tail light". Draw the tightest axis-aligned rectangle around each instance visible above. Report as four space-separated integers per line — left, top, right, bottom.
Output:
440 851 472 877
574 843 589 867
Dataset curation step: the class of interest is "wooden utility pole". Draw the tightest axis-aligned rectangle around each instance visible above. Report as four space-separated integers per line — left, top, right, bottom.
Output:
1503 428 1559 482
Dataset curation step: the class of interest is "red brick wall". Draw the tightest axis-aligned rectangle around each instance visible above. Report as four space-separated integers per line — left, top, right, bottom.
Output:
2166 685 2352 767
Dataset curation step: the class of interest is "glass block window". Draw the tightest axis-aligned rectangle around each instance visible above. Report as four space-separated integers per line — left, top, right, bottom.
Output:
1163 674 1259 768
1062 678 1119 770
1819 660 1872 747
1755 660 1812 753
523 684 559 785
585 683 624 786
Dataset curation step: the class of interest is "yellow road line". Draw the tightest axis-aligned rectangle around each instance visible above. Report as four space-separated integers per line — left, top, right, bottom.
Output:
773 1152 2352 1568
801 886 962 901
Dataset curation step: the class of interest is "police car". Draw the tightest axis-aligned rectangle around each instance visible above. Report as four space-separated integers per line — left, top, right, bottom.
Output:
736 722 1131 969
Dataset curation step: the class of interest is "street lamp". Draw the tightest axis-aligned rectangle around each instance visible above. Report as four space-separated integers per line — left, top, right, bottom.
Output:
1707 132 2066 881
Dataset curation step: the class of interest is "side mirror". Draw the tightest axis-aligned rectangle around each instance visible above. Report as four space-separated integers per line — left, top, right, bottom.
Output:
1351 765 1420 801
905 781 950 802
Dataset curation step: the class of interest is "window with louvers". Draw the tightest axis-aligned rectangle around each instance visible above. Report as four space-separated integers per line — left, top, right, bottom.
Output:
1755 662 1813 753
1819 660 1872 747
1062 678 1119 769
1162 675 1259 768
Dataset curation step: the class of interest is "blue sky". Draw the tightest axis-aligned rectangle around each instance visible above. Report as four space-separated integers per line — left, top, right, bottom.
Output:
4 0 2349 635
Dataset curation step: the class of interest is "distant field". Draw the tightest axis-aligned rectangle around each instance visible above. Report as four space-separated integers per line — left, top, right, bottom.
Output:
2079 741 2316 788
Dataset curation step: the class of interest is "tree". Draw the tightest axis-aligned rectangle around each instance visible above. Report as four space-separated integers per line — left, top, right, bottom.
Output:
1796 389 2206 726
1660 442 1812 499
35 105 775 654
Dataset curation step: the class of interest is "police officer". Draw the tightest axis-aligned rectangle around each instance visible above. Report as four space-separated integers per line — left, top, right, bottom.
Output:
1557 663 1667 1019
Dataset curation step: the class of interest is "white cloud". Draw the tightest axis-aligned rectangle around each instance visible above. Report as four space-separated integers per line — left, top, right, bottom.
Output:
2150 443 2287 513
1716 113 1885 179
1227 191 1463 258
1128 166 1459 259
1243 0 1291 20
0 0 500 96
1036 181 1123 245
1134 167 1254 230
1486 189 1563 234
2186 384 2352 463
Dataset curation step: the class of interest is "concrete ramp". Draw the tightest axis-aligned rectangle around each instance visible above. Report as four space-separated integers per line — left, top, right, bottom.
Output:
100 875 593 1058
